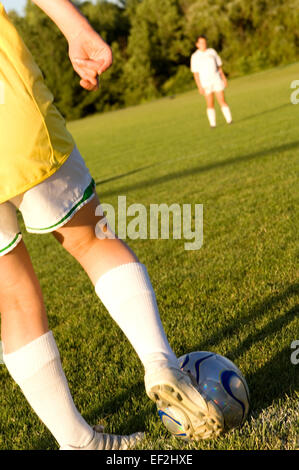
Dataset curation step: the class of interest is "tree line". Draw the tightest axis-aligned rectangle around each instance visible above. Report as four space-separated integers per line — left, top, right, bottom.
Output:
8 0 299 120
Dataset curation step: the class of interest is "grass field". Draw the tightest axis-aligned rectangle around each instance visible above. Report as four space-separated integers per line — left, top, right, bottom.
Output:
0 63 298 450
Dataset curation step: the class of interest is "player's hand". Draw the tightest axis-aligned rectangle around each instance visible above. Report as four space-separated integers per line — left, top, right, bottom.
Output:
222 77 228 88
199 87 205 95
68 27 113 91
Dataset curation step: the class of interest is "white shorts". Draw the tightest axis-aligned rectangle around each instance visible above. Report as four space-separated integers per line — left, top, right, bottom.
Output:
202 73 225 95
0 146 96 256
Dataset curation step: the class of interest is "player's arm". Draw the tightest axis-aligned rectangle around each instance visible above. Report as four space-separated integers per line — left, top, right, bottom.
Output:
32 0 112 91
214 50 227 88
218 67 228 88
193 73 205 95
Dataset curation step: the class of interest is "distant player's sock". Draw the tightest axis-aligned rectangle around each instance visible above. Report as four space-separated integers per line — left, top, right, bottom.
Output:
3 332 94 448
95 262 179 373
207 108 216 127
221 105 232 124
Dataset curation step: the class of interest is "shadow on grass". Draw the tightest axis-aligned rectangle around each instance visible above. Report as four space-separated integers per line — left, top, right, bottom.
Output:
27 435 57 451
84 380 151 435
237 103 292 124
246 343 298 411
97 140 299 199
200 284 299 350
192 283 299 413
227 305 298 412
95 163 156 187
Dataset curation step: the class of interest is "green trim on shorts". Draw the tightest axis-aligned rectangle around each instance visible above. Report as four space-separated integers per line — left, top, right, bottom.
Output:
0 232 22 254
26 179 96 232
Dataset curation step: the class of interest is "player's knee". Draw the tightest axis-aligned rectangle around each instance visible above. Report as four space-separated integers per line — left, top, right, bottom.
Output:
0 271 44 315
53 199 116 260
0 241 27 292
54 228 96 261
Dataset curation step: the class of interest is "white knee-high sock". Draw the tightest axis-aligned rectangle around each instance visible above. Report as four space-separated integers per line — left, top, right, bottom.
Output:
3 332 94 448
95 263 179 372
207 108 216 127
221 105 232 123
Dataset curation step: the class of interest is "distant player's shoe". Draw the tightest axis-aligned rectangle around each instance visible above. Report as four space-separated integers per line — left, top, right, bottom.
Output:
60 426 145 450
145 366 224 440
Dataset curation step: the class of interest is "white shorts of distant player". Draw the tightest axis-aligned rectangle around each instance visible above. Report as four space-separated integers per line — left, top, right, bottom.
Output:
201 72 225 96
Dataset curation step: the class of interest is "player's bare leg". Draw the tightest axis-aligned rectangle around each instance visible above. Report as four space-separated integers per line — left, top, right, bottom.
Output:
53 193 139 285
0 240 49 353
215 90 233 124
0 240 143 449
53 195 224 440
205 93 216 128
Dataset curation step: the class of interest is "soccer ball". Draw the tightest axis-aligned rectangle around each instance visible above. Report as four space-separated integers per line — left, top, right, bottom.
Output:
158 351 250 440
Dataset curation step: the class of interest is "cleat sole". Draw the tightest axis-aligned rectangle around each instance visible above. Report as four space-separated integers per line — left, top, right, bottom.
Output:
147 370 224 441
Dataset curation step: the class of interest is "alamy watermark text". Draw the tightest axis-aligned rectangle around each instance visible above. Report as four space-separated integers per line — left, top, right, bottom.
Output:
95 196 203 251
290 80 299 104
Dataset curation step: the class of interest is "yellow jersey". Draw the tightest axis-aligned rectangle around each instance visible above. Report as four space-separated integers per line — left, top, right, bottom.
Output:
0 3 75 204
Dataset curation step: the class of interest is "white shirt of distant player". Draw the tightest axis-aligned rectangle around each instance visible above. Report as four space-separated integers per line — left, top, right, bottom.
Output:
191 48 223 86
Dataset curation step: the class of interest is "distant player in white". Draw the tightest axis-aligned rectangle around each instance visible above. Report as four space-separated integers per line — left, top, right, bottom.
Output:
191 35 232 128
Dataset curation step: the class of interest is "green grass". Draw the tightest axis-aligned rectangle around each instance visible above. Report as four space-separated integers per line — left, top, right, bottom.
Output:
0 63 298 450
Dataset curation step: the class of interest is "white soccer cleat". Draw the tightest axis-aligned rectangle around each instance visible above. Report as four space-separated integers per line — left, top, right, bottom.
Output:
60 427 145 450
145 366 224 440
